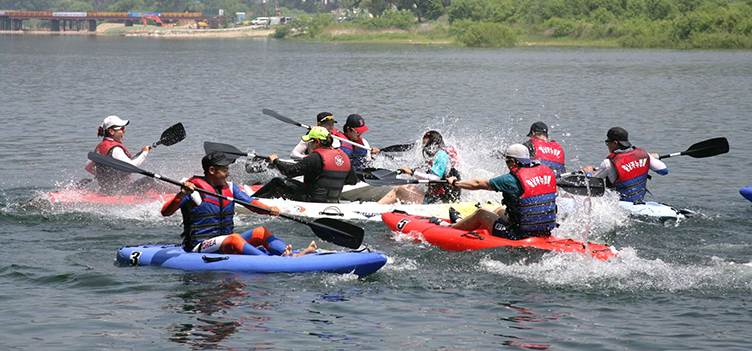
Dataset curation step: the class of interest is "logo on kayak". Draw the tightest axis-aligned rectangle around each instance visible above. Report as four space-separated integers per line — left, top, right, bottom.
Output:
334 155 345 167
396 218 410 230
129 251 141 266
293 205 306 213
354 211 379 219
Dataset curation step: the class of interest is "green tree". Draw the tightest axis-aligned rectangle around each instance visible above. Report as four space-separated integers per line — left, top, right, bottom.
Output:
108 0 147 12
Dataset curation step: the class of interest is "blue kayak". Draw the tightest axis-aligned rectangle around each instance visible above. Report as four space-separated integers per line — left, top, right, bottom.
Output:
117 244 387 278
741 187 752 202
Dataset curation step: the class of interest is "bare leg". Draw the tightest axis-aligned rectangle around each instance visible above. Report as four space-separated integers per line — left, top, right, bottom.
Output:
450 208 500 232
292 241 317 257
376 185 425 204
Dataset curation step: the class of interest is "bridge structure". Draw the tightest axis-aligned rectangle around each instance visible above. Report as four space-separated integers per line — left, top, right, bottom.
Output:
0 11 202 32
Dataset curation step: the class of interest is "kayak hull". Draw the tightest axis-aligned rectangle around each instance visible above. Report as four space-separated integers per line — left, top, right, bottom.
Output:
741 187 752 202
381 211 617 261
47 190 172 205
117 244 387 277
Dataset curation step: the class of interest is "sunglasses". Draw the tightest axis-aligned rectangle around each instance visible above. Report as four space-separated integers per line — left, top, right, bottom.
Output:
604 139 612 144
320 116 335 121
111 126 125 131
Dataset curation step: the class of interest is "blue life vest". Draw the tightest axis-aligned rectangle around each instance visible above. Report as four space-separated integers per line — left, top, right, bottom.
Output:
181 177 236 245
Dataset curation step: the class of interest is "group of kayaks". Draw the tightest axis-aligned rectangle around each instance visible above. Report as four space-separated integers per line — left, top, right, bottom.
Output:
51 132 731 277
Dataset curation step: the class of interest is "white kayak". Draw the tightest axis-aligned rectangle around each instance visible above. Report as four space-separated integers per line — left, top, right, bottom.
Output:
557 196 685 221
239 184 497 221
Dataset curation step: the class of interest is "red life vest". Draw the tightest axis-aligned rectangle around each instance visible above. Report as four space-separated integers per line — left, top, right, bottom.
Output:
607 148 650 202
526 138 565 173
308 148 351 203
93 138 132 194
181 177 236 245
505 164 558 236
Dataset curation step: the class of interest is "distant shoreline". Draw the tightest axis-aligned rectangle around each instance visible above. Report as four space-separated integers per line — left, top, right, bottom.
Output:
0 23 275 38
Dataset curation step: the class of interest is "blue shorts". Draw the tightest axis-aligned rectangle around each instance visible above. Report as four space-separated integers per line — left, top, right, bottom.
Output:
491 217 522 240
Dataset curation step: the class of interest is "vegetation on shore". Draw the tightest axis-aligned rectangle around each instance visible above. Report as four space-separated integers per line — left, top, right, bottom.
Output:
3 0 751 48
270 0 752 49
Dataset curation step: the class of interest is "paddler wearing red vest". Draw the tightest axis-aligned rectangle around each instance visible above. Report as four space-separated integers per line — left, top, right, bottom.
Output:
290 112 341 161
161 152 317 257
522 121 566 176
377 130 461 204
259 126 358 203
445 144 558 240
84 116 156 195
583 127 668 203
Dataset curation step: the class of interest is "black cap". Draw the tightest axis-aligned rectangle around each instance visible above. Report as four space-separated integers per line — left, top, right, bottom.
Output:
316 112 336 123
527 121 548 137
606 127 632 148
344 114 369 133
202 152 233 171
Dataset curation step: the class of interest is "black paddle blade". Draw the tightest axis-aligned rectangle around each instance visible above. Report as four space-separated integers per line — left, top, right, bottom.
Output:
381 143 415 153
364 177 407 186
87 152 152 176
203 141 246 159
371 169 399 179
309 218 364 249
158 123 186 146
262 109 305 127
557 175 605 196
684 137 729 158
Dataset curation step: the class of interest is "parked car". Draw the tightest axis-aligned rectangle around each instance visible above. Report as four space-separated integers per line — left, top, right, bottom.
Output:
251 17 269 26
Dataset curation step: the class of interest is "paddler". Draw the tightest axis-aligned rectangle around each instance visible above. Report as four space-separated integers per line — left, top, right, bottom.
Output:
84 115 161 195
583 127 668 203
290 112 341 160
161 152 317 257
377 130 461 204
332 114 380 169
444 144 558 240
523 121 566 176
255 126 358 203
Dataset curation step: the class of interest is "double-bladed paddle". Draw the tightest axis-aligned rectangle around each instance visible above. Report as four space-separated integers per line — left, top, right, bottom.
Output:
86 152 365 249
657 137 729 159
364 177 447 186
262 109 372 150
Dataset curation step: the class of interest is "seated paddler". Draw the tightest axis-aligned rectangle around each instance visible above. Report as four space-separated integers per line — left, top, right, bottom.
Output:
161 152 316 257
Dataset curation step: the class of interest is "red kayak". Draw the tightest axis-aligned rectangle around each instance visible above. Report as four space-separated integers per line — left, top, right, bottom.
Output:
381 211 617 261
47 189 172 205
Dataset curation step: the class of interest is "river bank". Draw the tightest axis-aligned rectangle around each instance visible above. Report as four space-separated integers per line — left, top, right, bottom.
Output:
0 23 275 38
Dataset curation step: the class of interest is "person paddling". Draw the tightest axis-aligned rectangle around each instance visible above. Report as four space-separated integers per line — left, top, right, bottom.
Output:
583 127 668 203
444 144 558 240
161 152 316 257
377 131 461 204
332 114 380 169
523 121 566 176
85 116 157 195
290 112 341 160
255 127 358 203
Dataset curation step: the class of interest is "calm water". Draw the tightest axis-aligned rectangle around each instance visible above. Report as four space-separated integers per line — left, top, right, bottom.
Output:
2 35 752 350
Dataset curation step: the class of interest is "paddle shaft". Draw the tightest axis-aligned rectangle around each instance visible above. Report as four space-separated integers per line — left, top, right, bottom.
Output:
262 109 370 150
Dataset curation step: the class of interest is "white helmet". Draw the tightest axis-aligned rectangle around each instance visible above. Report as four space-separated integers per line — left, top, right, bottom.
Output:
504 144 532 164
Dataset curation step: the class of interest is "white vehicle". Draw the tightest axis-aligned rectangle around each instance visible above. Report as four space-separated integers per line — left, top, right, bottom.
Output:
251 17 269 26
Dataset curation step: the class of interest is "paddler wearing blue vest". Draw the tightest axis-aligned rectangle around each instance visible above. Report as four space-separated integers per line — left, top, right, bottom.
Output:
583 127 668 203
161 152 317 257
522 121 566 176
257 126 358 203
332 114 380 169
85 115 161 195
444 144 558 240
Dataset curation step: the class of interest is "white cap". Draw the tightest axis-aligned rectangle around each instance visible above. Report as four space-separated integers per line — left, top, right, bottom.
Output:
102 115 129 130
504 144 532 164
